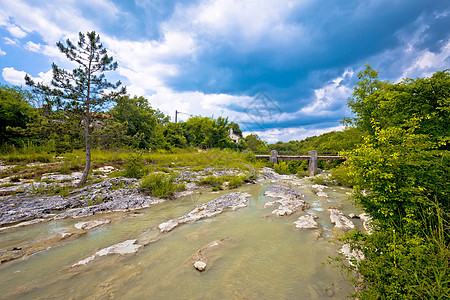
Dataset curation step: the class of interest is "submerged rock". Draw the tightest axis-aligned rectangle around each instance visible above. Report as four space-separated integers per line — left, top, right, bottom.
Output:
71 239 143 268
158 192 250 233
264 185 307 216
328 209 355 231
74 219 111 230
294 215 319 229
191 237 231 272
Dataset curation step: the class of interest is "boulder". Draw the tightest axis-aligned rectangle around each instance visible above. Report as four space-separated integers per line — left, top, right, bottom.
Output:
294 215 319 229
328 209 355 231
194 261 207 271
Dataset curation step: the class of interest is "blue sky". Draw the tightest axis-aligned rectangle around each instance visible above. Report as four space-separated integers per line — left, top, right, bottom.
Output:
1 0 449 142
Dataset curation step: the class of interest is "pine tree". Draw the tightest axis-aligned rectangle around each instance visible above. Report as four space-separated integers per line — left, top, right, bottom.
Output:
26 31 126 186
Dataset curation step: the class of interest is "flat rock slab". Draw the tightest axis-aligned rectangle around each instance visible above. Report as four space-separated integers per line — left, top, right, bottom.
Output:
74 219 111 230
71 240 142 268
158 192 250 233
264 185 307 216
0 177 162 226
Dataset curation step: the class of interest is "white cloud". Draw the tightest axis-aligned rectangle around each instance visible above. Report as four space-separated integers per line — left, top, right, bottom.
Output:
166 0 311 50
4 37 19 46
300 69 353 115
0 47 5 56
400 39 450 80
6 24 27 38
2 67 52 86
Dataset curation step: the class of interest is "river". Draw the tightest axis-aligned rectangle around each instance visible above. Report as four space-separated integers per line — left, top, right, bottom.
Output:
0 178 361 299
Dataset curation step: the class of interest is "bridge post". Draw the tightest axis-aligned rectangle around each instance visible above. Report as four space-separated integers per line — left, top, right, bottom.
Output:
270 150 278 164
308 150 318 176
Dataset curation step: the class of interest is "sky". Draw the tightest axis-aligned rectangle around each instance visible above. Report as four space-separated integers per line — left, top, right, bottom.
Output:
0 0 449 143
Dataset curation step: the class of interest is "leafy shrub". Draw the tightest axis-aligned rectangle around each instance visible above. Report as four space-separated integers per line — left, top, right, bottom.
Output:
273 161 290 174
228 176 245 189
329 163 354 187
138 173 184 198
123 151 145 178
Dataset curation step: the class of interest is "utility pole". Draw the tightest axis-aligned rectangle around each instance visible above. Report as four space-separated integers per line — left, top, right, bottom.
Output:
175 110 177 123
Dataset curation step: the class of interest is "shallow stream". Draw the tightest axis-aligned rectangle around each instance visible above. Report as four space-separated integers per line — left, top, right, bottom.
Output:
0 179 361 299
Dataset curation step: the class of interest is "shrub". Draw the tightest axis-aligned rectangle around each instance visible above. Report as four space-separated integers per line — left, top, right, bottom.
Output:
273 161 290 174
329 163 354 187
123 151 145 178
138 173 184 198
228 176 245 189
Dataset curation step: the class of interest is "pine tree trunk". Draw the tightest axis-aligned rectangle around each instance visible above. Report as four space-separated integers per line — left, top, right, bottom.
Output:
78 115 91 187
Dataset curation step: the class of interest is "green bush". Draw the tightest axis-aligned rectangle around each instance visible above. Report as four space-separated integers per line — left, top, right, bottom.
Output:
123 151 145 178
138 173 184 198
228 176 245 189
273 161 290 174
329 163 354 187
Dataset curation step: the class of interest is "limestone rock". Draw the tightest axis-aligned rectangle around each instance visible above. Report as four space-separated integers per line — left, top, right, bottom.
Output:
71 239 143 268
359 213 373 234
194 261 207 271
294 215 319 229
328 209 355 231
158 193 250 233
339 244 365 266
74 219 111 230
158 219 179 233
263 185 307 217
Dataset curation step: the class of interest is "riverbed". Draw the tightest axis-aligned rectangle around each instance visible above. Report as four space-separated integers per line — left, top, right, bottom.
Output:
0 178 361 299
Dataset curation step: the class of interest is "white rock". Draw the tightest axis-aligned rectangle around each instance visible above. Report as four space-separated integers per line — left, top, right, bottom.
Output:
158 219 179 233
339 244 365 266
71 240 142 268
158 192 250 233
74 219 111 230
328 209 355 231
316 191 329 198
359 213 373 234
194 261 207 271
294 215 319 229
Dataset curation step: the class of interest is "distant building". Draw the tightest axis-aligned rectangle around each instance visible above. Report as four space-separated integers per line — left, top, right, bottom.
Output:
229 128 242 144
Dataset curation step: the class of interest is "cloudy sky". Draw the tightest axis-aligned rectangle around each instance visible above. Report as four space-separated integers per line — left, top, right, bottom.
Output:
1 0 449 142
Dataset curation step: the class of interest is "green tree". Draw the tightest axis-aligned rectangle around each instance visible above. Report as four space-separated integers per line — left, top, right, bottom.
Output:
26 31 126 186
109 95 169 149
343 63 383 133
0 85 37 146
341 69 450 299
245 134 267 152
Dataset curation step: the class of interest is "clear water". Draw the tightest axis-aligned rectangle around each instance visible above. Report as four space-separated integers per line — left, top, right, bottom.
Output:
0 180 360 299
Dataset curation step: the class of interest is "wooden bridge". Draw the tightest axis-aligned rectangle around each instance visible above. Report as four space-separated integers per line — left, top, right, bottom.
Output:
255 150 344 176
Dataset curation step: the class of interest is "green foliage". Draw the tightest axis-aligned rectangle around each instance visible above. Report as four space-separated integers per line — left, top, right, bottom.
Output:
273 161 290 174
123 151 145 179
329 163 354 187
245 134 268 152
138 173 183 198
228 176 245 189
340 67 450 298
109 95 168 149
0 85 37 146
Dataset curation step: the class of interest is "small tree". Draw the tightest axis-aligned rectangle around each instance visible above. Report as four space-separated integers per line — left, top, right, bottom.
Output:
26 31 126 186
